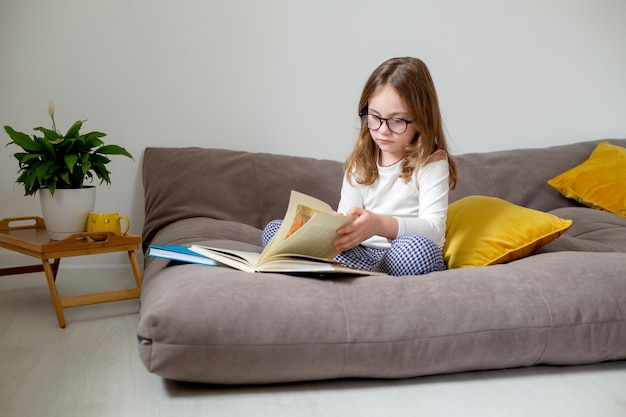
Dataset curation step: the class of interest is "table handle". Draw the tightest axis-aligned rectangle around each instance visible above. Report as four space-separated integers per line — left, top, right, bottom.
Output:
57 231 140 246
0 216 46 231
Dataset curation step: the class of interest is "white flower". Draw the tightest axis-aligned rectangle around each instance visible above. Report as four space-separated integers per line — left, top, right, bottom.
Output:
48 100 55 117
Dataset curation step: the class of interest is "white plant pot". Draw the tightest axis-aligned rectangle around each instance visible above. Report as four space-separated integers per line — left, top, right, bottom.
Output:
39 187 96 240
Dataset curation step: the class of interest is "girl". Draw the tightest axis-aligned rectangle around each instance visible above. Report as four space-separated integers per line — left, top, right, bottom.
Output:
263 57 457 276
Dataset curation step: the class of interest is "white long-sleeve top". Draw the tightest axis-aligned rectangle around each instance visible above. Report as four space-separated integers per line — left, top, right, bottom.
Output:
337 159 450 249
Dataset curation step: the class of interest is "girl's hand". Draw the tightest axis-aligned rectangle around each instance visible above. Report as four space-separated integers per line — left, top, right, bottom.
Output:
334 207 398 251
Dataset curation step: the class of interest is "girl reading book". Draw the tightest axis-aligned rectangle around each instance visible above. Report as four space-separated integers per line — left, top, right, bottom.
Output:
263 57 457 276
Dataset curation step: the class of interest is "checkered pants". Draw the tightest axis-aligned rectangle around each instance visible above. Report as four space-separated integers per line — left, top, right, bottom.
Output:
262 220 446 276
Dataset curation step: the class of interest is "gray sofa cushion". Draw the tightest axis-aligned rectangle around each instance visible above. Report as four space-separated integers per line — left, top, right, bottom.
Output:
138 248 626 384
539 207 626 253
138 139 626 384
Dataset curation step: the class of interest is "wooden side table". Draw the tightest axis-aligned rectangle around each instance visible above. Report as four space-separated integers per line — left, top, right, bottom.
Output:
0 216 143 328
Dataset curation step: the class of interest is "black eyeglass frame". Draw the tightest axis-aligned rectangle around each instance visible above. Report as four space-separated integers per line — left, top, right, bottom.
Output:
359 113 413 134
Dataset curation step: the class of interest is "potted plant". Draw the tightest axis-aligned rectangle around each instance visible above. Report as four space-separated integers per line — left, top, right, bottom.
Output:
4 101 133 239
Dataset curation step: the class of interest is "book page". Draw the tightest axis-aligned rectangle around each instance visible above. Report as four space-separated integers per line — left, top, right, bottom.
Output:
257 257 382 275
285 205 324 239
263 212 355 263
190 246 262 273
263 191 337 256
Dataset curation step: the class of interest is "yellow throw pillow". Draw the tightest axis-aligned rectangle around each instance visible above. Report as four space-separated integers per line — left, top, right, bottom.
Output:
444 195 572 269
548 141 626 218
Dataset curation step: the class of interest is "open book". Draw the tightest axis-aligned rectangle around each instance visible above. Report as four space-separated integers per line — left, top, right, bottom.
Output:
190 190 381 276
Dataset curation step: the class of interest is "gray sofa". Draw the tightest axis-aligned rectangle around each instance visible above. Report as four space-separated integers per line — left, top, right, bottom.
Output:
138 138 626 384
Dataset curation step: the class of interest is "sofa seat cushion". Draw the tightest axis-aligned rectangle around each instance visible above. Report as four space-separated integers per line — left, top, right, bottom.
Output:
137 251 626 384
537 207 626 254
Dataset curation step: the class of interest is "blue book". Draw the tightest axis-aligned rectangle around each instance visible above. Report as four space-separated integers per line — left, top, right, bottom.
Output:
147 244 219 266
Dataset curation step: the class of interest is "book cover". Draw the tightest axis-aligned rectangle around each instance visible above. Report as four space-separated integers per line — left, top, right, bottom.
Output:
148 244 219 266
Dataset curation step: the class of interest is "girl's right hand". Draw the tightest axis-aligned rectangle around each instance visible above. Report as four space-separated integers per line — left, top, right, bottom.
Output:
334 207 398 251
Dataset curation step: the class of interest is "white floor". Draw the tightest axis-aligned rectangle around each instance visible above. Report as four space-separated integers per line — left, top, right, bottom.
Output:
1 266 625 417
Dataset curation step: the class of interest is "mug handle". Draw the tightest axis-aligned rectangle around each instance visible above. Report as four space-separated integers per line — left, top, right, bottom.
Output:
117 215 130 235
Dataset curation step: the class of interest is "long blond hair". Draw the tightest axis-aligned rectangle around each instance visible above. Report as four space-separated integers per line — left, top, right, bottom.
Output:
345 57 457 189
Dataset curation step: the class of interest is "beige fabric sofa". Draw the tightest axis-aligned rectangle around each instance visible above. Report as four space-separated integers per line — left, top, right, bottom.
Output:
137 138 626 384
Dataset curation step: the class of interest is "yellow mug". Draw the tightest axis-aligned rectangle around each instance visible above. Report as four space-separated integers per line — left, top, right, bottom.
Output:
86 212 130 240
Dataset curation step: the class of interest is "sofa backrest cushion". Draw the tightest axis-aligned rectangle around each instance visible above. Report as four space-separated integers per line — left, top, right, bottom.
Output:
142 139 626 250
450 138 626 212
142 147 343 251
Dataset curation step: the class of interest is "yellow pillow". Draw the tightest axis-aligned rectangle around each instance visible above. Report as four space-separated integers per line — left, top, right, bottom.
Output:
444 195 572 269
548 141 626 218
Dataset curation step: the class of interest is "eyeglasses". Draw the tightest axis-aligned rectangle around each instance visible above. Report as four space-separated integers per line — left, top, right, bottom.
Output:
360 113 413 134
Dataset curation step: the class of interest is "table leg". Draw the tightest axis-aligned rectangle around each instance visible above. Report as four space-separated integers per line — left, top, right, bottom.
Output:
128 251 143 289
42 259 66 328
50 258 60 281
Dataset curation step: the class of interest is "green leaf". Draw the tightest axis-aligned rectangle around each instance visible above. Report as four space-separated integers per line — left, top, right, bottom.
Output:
92 164 111 185
86 130 106 138
64 154 79 173
13 152 30 163
34 126 61 141
59 171 70 185
25 174 37 195
48 180 57 196
35 161 54 184
4 126 41 151
65 120 84 138
90 154 111 166
19 153 43 164
33 135 58 154
84 132 105 148
80 153 91 176
60 137 76 154
96 144 134 159
16 170 29 185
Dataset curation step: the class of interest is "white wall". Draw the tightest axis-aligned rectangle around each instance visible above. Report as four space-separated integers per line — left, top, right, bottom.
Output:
1 0 625 266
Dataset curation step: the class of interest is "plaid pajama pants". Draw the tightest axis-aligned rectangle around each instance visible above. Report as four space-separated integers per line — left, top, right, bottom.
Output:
262 220 446 276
